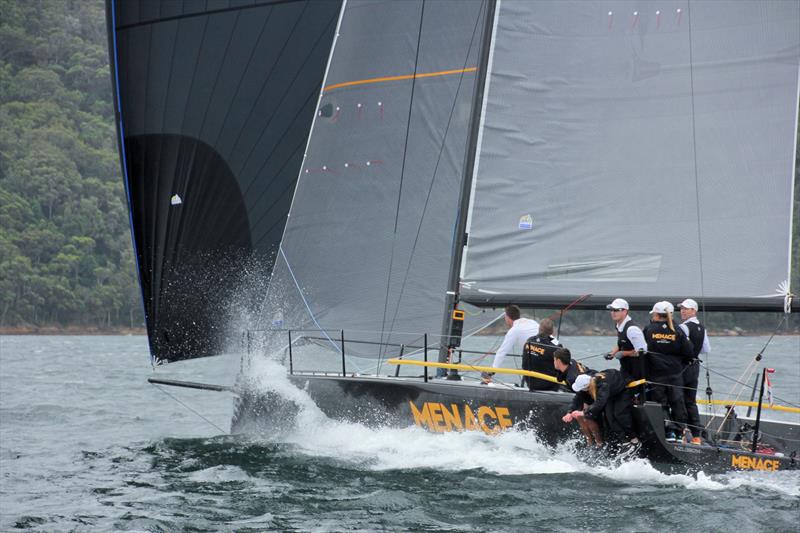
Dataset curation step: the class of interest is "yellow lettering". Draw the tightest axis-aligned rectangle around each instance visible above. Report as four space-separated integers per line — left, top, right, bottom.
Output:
731 454 781 471
441 403 463 431
532 346 545 355
410 402 432 429
464 406 479 431
495 407 513 430
429 403 446 432
411 402 516 435
477 406 499 435
652 333 677 341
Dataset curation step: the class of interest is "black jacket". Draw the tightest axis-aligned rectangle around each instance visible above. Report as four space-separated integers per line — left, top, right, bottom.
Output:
568 369 627 419
556 360 595 391
522 335 562 391
643 321 693 377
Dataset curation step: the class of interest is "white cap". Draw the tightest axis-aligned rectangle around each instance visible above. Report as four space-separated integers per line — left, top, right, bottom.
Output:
605 298 629 310
649 301 674 314
678 298 698 310
573 373 592 392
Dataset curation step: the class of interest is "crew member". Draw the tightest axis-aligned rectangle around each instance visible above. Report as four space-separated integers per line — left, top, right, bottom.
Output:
643 301 693 442
604 298 647 381
553 347 595 392
522 318 561 391
561 369 637 447
678 298 710 445
482 305 539 384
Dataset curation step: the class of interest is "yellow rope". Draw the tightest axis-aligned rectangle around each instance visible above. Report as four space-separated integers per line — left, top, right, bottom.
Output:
388 359 646 389
697 398 800 414
387 360 798 413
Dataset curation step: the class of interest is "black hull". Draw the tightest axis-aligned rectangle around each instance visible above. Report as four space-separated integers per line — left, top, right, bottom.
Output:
232 373 799 473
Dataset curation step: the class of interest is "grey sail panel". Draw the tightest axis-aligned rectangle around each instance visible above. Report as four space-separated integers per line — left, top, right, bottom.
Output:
107 0 341 362
270 0 489 357
461 0 799 311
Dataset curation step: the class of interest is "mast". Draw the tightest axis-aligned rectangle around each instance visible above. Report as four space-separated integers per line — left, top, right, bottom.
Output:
437 0 497 371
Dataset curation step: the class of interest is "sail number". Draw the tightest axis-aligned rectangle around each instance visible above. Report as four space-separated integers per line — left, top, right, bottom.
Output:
409 401 513 434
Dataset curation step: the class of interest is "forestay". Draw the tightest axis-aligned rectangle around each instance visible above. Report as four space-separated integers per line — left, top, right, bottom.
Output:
460 0 800 311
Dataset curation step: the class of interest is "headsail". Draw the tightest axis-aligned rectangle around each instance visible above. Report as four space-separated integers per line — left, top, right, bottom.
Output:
269 0 491 359
460 0 800 311
107 0 341 362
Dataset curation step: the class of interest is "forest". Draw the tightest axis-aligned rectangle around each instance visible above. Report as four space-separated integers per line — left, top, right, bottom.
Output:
1 0 140 330
0 1 797 334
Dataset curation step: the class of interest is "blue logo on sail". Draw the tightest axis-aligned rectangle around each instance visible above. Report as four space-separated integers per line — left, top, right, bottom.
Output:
518 214 533 230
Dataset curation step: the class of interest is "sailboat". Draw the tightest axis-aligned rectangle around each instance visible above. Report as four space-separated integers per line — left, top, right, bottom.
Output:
107 0 800 472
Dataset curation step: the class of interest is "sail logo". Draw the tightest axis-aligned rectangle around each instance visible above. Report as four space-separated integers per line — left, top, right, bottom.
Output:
409 401 513 434
518 214 533 230
730 454 780 471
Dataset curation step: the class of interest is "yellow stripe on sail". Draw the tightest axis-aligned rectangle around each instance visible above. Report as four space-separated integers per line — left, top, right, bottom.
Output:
323 67 477 93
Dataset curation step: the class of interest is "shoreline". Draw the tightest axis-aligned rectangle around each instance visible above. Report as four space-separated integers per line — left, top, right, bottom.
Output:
0 326 147 336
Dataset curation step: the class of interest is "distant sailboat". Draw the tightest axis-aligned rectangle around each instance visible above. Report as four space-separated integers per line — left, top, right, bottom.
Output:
108 0 800 472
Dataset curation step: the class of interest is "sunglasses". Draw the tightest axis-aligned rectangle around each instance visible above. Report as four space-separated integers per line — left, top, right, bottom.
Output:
610 308 625 312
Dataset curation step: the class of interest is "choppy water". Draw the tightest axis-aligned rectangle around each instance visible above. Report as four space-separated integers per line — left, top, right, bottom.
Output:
1 335 798 532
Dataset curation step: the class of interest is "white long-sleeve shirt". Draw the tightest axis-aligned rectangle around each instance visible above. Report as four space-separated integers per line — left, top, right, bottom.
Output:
492 317 540 368
616 315 647 351
679 317 711 355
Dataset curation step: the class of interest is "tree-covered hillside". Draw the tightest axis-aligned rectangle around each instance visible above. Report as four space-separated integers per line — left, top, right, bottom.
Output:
0 0 141 329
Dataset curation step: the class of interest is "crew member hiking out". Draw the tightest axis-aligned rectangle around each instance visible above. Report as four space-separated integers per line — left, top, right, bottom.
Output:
482 305 539 385
561 369 637 447
678 298 710 445
522 318 562 391
643 301 693 442
553 347 595 392
604 298 647 382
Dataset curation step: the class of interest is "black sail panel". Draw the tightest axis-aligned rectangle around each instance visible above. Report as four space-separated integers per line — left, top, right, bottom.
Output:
107 0 342 362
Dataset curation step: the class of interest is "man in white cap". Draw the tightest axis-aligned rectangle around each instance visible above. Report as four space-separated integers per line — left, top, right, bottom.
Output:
604 298 647 381
677 298 710 445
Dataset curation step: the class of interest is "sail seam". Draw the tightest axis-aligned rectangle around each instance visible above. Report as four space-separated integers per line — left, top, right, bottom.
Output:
271 1 346 253
116 0 298 31
232 3 314 182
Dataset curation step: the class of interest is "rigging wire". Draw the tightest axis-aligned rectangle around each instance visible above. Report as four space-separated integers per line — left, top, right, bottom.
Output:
376 0 427 371
685 0 715 416
381 1 486 366
150 382 228 434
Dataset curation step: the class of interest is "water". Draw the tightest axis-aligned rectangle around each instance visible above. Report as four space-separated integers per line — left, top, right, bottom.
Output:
1 335 798 532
